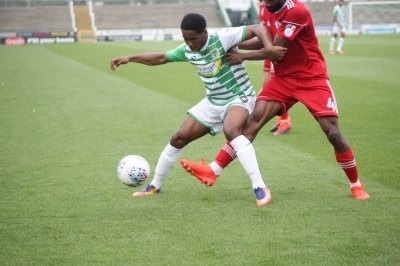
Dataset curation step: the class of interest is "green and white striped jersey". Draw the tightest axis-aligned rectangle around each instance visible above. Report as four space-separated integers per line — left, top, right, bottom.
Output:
166 26 255 106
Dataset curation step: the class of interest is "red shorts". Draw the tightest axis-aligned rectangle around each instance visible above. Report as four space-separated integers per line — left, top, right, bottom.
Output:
257 76 339 117
263 59 275 74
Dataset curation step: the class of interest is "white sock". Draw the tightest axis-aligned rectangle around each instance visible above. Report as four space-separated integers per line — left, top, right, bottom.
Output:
337 37 345 51
230 135 266 189
150 143 181 189
329 37 336 51
350 180 361 188
210 161 223 175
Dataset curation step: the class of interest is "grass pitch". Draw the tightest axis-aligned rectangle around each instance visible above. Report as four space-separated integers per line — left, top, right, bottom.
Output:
0 34 399 265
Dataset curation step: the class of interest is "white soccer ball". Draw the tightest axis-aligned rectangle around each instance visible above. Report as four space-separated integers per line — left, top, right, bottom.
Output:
117 155 150 187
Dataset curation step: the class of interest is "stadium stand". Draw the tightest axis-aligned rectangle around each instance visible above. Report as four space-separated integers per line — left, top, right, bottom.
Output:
74 5 92 30
0 0 398 38
0 6 73 32
93 2 224 30
74 4 97 42
303 1 335 26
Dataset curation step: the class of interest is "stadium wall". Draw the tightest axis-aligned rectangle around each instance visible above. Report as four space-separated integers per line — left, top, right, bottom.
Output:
0 31 75 45
1 0 399 45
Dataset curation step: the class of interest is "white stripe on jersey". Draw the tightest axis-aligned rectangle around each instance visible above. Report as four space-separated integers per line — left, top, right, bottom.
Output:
286 0 294 10
282 20 307 27
167 26 255 106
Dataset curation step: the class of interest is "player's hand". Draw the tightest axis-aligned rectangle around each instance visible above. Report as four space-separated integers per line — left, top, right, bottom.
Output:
268 46 287 61
110 57 129 71
224 51 245 64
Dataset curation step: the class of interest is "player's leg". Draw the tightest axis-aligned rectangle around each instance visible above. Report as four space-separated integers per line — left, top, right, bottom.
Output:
296 78 369 200
316 116 369 200
180 98 251 186
180 105 248 187
181 100 282 185
223 105 271 204
133 116 209 196
208 97 280 170
229 101 280 205
181 75 288 183
262 60 288 134
336 30 346 54
243 100 282 142
329 31 338 54
265 75 292 135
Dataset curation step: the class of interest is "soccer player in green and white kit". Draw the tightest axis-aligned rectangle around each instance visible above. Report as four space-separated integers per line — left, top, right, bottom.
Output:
329 0 347 54
110 13 287 206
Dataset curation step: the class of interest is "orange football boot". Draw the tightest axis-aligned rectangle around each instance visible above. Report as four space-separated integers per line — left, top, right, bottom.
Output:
270 116 281 132
180 158 219 186
351 184 370 200
274 118 292 135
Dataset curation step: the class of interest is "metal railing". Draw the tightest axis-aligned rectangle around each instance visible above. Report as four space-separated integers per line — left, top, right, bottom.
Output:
0 0 71 7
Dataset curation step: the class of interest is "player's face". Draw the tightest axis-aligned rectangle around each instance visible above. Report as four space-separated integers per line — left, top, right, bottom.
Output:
263 0 285 13
182 29 208 51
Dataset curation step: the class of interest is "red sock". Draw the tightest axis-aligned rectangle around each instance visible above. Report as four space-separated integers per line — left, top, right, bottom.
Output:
280 112 289 120
335 149 358 183
215 142 236 168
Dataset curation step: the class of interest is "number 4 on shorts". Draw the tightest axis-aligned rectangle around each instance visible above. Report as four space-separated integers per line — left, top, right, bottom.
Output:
327 97 337 112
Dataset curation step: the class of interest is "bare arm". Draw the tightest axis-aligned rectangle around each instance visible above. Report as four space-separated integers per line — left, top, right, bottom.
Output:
244 24 274 50
238 37 264 50
272 34 292 48
235 34 270 62
225 31 291 64
225 49 268 63
110 52 167 71
242 25 287 61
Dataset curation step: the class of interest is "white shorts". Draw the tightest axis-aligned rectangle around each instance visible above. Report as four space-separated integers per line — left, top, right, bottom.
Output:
332 24 347 35
188 96 256 136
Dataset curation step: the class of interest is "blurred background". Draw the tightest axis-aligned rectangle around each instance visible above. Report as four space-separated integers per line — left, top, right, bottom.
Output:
0 0 399 45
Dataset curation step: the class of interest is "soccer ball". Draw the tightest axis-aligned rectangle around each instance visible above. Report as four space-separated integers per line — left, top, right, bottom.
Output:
117 155 150 187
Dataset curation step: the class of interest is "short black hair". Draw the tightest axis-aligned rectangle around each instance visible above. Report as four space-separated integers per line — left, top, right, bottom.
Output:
181 13 207 33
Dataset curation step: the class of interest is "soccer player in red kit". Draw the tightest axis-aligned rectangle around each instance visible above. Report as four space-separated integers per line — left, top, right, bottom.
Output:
259 0 292 135
181 0 370 201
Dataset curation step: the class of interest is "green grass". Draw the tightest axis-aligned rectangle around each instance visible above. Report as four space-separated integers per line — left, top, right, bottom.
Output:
0 34 399 265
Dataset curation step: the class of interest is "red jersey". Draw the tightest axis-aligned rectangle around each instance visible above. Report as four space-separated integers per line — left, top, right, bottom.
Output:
259 2 265 22
259 0 328 79
259 2 274 74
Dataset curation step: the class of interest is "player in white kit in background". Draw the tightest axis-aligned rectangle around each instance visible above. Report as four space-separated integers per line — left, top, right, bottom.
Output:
329 0 347 55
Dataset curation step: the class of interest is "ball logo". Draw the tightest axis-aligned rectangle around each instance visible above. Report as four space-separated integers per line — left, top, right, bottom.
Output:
117 155 150 187
210 48 220 60
284 24 296 37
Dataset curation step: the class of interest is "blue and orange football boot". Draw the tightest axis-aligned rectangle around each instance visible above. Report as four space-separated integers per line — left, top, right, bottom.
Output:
132 184 160 197
254 187 272 206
